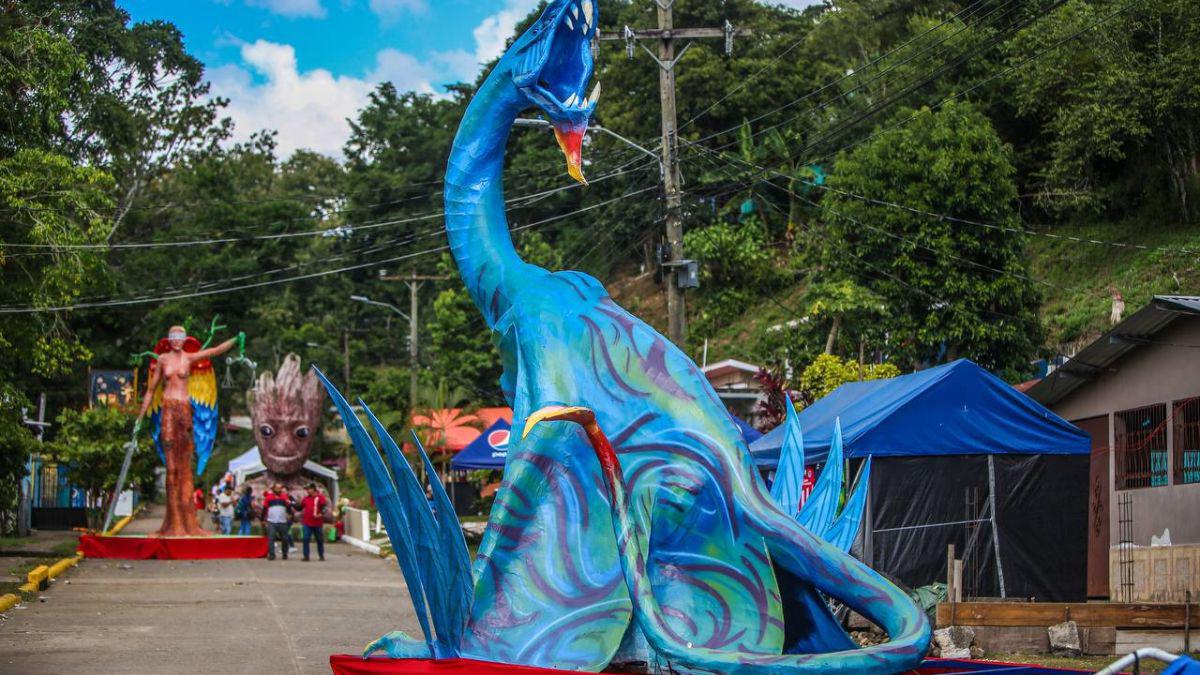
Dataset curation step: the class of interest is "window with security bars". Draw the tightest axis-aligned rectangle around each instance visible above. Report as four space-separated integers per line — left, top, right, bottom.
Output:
1114 403 1168 490
1175 397 1200 486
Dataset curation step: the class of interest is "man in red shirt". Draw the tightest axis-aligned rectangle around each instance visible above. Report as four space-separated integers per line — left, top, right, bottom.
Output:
299 483 328 562
193 486 205 512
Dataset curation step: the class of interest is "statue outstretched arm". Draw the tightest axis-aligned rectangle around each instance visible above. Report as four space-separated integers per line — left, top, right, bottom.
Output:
192 331 244 361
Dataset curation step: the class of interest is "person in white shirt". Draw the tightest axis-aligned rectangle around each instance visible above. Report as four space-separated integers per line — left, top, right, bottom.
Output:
216 486 235 535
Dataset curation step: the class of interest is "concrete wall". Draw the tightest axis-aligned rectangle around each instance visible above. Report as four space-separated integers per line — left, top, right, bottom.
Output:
1051 317 1200 546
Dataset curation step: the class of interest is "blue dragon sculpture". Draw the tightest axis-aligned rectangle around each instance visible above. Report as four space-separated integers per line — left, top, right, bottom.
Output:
319 1 930 671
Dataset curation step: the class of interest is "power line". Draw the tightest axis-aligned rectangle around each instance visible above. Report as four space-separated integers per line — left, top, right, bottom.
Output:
0 181 662 313
687 0 1015 145
0 150 653 253
707 0 1049 158
686 141 1200 259
818 0 1137 162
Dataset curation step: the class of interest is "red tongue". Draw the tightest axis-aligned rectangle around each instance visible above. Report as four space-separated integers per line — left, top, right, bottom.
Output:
553 124 587 185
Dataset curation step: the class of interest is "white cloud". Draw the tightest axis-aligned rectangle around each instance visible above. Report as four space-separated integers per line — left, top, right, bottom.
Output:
210 39 448 159
209 1 556 159
472 0 540 63
246 0 327 18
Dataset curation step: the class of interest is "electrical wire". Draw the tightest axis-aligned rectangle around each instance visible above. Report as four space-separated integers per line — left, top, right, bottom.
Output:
0 147 653 253
687 0 1019 145
0 181 662 313
685 140 1200 259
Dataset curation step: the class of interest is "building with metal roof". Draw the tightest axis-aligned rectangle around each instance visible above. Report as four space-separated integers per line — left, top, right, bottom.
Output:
1026 295 1200 601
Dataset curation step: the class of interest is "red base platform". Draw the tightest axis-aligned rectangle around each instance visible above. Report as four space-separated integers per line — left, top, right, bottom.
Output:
79 534 268 560
329 656 1090 675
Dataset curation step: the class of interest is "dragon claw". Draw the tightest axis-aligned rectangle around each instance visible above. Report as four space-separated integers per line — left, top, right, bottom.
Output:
364 631 431 659
522 405 596 438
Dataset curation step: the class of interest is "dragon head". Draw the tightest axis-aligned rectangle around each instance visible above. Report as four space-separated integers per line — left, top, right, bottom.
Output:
504 0 600 184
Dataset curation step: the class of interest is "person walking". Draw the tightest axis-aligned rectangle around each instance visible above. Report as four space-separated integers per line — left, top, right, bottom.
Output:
216 485 235 535
235 485 254 535
299 483 328 562
262 483 292 560
193 485 206 513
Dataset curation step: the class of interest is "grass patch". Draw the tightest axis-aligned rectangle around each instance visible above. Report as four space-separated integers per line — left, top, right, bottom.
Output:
1026 216 1200 346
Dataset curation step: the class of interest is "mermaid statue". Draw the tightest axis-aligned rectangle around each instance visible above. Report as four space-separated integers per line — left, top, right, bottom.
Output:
318 0 931 671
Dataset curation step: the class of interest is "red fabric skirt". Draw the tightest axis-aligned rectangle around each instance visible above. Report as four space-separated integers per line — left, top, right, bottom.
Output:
79 534 267 560
328 656 1090 674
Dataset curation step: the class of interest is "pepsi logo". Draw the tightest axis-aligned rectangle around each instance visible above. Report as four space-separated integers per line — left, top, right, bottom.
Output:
488 429 510 450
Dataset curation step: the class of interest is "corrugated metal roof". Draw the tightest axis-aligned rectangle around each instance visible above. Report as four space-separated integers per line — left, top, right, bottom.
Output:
1026 295 1200 407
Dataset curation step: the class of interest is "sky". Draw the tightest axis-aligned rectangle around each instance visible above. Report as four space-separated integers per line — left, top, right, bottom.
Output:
120 0 817 160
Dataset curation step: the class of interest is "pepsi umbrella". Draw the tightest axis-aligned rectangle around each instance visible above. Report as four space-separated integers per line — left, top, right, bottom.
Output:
450 419 511 470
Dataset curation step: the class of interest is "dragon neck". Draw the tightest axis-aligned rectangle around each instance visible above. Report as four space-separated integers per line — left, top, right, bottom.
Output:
444 76 537 327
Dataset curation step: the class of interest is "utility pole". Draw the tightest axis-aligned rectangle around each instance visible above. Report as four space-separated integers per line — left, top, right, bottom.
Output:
600 6 745 346
379 274 450 410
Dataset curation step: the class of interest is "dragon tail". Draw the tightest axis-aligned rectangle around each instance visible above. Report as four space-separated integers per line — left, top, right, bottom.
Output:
526 405 930 675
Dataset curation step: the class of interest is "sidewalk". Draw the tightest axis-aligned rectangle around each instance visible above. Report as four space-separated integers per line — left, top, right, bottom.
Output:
0 504 421 674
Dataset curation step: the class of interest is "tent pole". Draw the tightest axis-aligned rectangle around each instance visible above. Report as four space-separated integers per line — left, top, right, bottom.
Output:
987 455 1007 598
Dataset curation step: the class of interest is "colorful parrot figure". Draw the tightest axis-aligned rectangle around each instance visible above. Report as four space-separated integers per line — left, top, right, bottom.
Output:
146 335 218 476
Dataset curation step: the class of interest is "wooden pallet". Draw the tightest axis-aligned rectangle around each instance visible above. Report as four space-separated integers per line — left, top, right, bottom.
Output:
937 601 1199 629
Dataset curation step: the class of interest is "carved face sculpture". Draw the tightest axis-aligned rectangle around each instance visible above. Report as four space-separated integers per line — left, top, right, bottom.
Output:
250 354 324 477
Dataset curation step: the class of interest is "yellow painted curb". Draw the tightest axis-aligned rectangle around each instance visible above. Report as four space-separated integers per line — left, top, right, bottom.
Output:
105 513 134 535
0 593 20 612
46 554 81 580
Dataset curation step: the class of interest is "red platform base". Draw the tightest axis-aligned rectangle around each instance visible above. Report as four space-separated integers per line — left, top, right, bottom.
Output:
329 656 1090 675
79 534 268 560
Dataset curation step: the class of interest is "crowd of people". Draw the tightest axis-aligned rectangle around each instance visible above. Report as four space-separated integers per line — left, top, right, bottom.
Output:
193 477 335 562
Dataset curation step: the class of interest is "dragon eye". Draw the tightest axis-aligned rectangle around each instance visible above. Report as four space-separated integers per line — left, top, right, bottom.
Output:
294 426 310 439
259 424 275 438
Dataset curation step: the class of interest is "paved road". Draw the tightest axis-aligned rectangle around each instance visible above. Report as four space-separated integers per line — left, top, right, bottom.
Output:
0 505 419 674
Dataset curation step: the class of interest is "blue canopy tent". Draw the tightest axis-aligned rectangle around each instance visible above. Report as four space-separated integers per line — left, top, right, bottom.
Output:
751 359 1091 601
450 419 511 471
750 359 1088 465
732 414 763 445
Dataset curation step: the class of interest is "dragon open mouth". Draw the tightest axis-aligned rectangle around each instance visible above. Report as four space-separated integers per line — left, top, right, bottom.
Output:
514 0 600 183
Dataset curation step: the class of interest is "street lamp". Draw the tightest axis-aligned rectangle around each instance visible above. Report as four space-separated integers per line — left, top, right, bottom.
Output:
350 294 409 321
351 293 420 419
512 118 663 170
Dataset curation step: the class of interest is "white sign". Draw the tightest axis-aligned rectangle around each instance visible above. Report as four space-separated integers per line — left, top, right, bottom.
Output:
113 490 134 517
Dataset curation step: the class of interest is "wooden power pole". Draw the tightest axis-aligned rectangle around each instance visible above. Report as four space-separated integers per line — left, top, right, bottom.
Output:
600 6 745 346
382 273 450 410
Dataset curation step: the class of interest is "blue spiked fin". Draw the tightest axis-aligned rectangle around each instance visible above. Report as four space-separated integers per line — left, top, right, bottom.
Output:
360 403 463 657
797 417 845 536
410 431 472 650
312 369 435 655
825 457 872 553
770 401 806 517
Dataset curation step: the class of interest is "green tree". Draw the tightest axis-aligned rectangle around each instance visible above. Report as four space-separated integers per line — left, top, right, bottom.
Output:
1006 0 1200 220
821 101 1042 372
48 406 153 530
797 354 900 406
426 232 562 402
0 150 114 379
0 384 36 534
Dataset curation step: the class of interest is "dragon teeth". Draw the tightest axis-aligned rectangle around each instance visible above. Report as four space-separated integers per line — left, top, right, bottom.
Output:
587 81 600 105
564 93 578 107
582 0 593 29
571 5 579 20
566 15 574 31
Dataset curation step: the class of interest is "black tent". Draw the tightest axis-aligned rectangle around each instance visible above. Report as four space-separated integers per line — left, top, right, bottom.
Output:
750 360 1091 601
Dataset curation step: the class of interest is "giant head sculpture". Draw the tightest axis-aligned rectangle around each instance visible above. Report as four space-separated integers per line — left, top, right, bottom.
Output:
250 354 323 477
